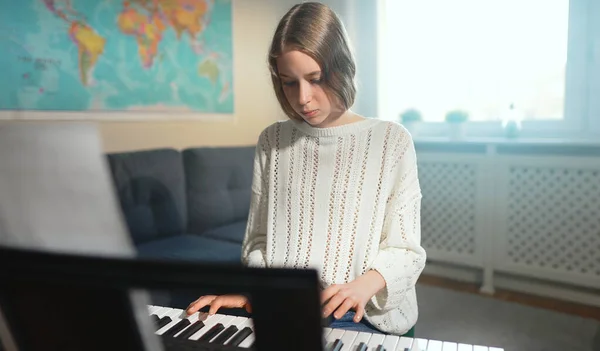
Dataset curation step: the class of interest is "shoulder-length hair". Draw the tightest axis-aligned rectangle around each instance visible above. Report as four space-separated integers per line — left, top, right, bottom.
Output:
268 2 357 120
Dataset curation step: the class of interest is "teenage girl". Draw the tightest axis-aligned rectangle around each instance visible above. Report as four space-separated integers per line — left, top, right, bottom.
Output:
186 1 426 336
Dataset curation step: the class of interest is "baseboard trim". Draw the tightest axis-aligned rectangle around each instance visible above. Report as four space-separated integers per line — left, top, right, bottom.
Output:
422 261 482 284
422 261 600 309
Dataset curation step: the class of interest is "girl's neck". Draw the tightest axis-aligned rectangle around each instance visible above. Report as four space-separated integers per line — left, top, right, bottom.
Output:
316 110 365 128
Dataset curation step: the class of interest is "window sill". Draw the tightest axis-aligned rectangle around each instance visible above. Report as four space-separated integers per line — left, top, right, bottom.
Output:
413 136 600 156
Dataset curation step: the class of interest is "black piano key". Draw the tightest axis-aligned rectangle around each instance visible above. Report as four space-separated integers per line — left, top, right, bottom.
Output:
375 345 386 351
331 339 343 351
197 323 225 342
211 325 239 345
356 342 368 351
151 314 160 323
226 326 253 346
156 316 172 329
162 318 191 337
176 320 205 339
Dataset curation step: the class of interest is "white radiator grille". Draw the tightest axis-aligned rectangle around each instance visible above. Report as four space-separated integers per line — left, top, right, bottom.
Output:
505 166 600 277
419 162 478 255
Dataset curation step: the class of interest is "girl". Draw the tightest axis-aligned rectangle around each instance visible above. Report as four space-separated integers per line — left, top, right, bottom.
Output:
186 1 426 337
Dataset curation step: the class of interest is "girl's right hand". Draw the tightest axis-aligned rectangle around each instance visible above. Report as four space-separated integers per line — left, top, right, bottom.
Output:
186 295 252 316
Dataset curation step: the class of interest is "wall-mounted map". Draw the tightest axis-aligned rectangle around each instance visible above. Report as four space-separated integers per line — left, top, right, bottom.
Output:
0 0 233 115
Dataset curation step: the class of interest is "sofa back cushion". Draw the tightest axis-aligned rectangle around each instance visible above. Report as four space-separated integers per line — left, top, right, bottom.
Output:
183 146 255 234
106 148 187 245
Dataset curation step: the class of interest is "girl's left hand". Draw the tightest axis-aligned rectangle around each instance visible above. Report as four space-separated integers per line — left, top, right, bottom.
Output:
320 270 386 323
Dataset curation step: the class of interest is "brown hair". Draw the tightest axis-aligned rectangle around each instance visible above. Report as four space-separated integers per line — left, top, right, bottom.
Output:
268 2 357 120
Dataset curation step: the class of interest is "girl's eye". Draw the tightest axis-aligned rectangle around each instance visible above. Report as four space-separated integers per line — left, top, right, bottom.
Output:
282 81 297 87
311 79 322 84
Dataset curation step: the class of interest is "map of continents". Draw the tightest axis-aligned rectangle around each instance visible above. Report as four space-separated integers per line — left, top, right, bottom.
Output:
0 0 233 114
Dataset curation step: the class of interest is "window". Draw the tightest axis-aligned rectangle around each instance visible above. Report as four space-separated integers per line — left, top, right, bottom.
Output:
377 0 597 139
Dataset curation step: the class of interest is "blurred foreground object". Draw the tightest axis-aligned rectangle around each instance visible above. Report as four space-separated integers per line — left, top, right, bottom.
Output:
0 122 134 256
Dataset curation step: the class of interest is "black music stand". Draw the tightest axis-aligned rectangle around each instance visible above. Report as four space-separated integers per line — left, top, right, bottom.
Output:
0 246 325 351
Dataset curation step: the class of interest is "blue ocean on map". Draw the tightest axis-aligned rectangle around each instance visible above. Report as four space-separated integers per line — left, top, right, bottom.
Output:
0 0 233 113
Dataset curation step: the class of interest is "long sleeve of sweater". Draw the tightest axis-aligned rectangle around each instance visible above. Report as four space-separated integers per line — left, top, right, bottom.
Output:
369 133 427 312
241 130 270 268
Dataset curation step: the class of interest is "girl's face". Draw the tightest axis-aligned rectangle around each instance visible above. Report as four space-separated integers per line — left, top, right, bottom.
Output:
276 50 345 128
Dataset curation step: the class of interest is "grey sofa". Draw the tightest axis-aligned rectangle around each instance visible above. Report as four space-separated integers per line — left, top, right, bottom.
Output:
105 145 256 308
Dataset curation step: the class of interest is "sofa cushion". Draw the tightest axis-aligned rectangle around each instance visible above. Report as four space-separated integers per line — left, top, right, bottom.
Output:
136 234 242 264
183 146 255 234
201 221 248 244
106 148 187 245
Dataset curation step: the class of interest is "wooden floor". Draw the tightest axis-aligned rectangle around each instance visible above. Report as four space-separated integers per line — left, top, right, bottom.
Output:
418 274 600 322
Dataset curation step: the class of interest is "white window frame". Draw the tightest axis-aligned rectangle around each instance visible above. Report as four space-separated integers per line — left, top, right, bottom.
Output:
376 0 600 141
589 0 600 136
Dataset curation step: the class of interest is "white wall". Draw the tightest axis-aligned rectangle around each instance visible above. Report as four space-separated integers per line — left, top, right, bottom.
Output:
322 0 380 119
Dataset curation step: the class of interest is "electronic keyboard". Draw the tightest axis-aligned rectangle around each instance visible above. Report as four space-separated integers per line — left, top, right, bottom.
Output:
149 305 505 351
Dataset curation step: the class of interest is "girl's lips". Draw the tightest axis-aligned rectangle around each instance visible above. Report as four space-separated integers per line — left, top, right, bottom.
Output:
302 109 318 117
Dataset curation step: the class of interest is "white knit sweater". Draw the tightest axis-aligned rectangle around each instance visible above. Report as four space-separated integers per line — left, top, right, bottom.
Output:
241 117 426 335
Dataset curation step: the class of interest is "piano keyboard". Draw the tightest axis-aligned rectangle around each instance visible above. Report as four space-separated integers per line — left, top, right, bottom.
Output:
148 305 504 351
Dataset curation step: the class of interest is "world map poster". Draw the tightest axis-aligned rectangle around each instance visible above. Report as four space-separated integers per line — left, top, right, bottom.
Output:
0 0 233 114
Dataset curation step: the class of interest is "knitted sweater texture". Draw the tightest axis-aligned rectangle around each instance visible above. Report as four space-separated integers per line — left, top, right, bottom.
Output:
241 118 426 335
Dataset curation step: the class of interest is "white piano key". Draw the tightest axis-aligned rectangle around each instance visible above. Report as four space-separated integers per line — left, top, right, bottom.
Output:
325 328 346 349
223 318 252 345
396 336 414 350
350 331 372 349
414 338 428 351
172 312 201 338
366 333 386 349
188 313 226 341
146 306 499 351
238 329 255 348
339 330 358 351
382 334 400 350
326 328 345 348
237 318 256 348
442 342 458 351
218 316 249 344
209 313 237 343
426 339 444 351
152 307 172 318
156 309 186 335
